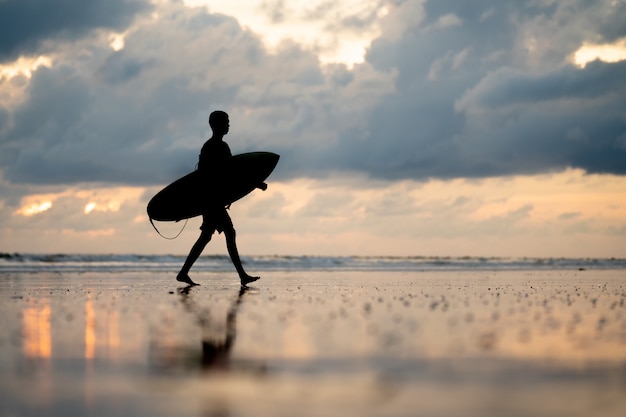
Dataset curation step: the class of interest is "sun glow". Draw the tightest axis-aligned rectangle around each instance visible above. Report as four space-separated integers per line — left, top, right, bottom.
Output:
15 201 53 217
79 197 122 214
181 0 386 66
84 202 97 214
232 169 626 258
14 187 144 219
109 33 126 51
572 39 626 67
0 55 52 79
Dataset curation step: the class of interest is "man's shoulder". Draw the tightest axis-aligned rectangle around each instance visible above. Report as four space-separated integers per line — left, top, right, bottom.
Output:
202 138 230 147
201 139 226 150
199 139 231 162
214 140 231 154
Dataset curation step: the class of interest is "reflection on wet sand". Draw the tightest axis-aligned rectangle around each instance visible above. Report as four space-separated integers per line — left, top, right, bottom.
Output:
85 295 95 360
23 300 51 359
149 285 267 376
83 293 122 362
4 271 626 417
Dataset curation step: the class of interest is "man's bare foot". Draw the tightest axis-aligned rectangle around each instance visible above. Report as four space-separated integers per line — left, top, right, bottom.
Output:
240 274 260 287
177 273 199 286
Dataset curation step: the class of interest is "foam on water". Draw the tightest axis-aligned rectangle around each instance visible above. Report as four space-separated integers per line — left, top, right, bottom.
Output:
1 252 625 273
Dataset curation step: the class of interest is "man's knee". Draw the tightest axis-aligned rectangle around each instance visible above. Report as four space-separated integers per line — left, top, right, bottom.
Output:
224 225 236 238
199 230 213 242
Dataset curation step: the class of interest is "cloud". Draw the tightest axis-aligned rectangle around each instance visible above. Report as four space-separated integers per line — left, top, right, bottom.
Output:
0 0 152 62
1 2 396 187
333 0 626 179
456 62 626 109
453 60 626 176
1 0 625 192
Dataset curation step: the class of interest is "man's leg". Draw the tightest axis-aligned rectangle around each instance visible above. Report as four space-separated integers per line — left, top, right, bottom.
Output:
177 230 212 285
223 226 259 286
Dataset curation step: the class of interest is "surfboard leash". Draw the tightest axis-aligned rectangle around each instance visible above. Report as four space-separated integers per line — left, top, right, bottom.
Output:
149 217 188 240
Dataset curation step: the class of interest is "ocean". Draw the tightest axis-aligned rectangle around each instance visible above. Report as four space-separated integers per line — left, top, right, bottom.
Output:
1 252 625 273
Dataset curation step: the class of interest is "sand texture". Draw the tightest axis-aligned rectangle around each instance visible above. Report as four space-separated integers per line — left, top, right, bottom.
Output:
1 270 625 417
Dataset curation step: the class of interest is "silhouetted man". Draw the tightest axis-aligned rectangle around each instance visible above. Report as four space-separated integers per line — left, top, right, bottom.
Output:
177 111 260 287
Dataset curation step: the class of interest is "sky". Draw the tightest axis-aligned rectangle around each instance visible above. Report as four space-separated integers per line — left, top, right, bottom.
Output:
1 0 626 258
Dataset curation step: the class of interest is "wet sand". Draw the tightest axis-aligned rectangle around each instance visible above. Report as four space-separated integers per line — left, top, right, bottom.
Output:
1 270 625 417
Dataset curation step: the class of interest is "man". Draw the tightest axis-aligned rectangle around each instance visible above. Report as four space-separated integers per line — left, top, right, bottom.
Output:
177 111 261 287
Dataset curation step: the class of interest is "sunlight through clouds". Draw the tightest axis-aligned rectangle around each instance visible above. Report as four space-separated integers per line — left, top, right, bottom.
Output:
13 187 144 218
84 202 97 214
231 170 626 258
15 200 52 217
108 32 127 51
182 0 387 66
573 38 626 67
0 56 52 79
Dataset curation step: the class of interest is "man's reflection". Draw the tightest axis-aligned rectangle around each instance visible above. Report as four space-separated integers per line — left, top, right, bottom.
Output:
150 285 265 375
179 285 245 370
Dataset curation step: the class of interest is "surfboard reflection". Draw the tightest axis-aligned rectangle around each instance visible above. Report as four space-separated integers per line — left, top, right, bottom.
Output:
149 285 267 376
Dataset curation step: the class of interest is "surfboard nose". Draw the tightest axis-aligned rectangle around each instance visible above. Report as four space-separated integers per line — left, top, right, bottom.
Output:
242 152 279 178
266 152 280 171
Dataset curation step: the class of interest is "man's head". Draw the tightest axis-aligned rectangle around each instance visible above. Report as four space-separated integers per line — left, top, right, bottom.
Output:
209 111 230 136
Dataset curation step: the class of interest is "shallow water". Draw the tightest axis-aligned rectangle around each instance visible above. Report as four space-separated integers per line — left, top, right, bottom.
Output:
1 270 625 416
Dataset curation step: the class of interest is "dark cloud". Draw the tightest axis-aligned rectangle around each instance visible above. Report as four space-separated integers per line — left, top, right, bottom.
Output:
1 3 349 186
1 60 204 184
1 0 625 189
97 52 154 84
588 1 626 42
0 0 152 62
458 62 626 108
312 0 626 180
434 59 626 177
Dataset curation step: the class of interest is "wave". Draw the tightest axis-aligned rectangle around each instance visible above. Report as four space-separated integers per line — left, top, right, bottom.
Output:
1 253 625 273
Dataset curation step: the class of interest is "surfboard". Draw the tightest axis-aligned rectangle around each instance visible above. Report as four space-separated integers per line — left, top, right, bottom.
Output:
147 152 279 222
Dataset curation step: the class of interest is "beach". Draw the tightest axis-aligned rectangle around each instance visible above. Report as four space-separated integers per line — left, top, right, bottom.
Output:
1 269 625 417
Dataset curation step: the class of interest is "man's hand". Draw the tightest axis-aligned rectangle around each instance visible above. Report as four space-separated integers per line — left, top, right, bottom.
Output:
257 182 268 191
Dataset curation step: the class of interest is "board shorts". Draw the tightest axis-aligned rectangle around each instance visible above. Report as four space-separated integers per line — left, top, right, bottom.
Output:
200 206 233 234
